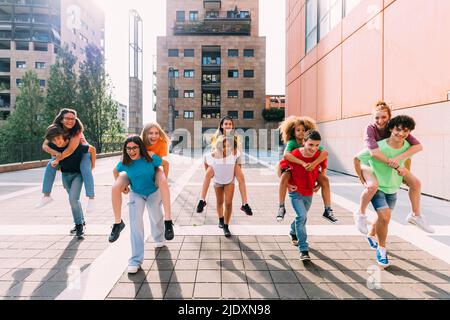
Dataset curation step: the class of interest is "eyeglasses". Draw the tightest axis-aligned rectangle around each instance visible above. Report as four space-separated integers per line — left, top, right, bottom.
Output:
63 117 76 121
126 146 139 152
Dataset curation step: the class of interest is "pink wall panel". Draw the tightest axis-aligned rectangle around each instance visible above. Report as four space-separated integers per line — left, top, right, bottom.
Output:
342 14 383 118
286 76 301 116
317 47 342 122
300 66 318 119
384 0 450 109
342 0 383 40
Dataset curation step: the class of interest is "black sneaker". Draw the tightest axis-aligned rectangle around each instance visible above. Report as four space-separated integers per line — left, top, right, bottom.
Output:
240 204 253 216
223 224 231 237
322 208 338 224
196 200 207 213
164 220 174 241
109 220 125 243
290 233 298 246
276 206 286 222
70 221 85 235
75 223 84 240
218 217 225 229
300 251 311 261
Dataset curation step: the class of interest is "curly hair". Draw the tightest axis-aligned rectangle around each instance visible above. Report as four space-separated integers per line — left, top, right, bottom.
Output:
387 115 416 131
278 116 317 144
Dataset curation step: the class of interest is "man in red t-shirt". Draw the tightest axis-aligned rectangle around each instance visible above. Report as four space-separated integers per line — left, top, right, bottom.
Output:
281 130 327 261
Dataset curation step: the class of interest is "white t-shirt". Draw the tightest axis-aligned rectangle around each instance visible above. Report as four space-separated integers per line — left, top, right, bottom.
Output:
204 150 241 185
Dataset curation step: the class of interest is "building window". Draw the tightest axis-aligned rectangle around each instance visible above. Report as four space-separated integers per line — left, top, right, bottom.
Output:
184 110 194 119
243 111 254 119
189 11 198 21
176 11 185 22
168 90 179 98
39 80 46 87
16 61 26 69
16 79 23 87
228 49 238 57
228 70 239 78
240 11 250 19
15 41 29 51
228 90 238 98
243 70 254 78
168 69 179 78
344 0 361 15
168 49 179 57
243 49 254 57
228 111 238 119
184 69 194 78
319 0 343 40
35 62 45 69
184 49 194 57
306 0 318 53
205 11 219 19
243 90 254 98
184 90 194 98
174 110 179 119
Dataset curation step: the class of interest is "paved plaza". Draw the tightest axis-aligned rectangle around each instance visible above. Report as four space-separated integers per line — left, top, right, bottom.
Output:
0 153 449 300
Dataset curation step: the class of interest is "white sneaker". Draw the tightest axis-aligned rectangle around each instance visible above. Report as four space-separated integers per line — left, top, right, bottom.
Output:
86 198 96 214
127 265 141 274
406 213 435 233
154 242 166 248
354 212 368 235
35 196 54 209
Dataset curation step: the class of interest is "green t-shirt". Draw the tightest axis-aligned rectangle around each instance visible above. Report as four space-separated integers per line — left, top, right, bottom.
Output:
357 138 411 194
285 139 324 153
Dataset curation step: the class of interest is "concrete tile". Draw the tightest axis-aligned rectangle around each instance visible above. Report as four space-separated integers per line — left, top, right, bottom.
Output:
221 270 247 283
241 250 265 260
266 259 291 271
270 270 299 283
198 259 221 270
136 282 168 299
222 283 250 299
196 270 221 283
238 236 259 243
301 283 337 299
262 251 286 260
164 283 194 299
183 236 202 243
170 270 197 283
248 283 279 299
381 284 427 299
275 283 308 299
244 259 268 271
30 282 67 298
151 259 176 271
145 271 172 283
181 242 202 250
3 281 44 297
201 242 220 251
199 250 220 260
156 250 179 260
221 259 244 271
318 270 353 283
246 270 273 283
177 250 200 260
193 283 221 298
294 270 325 283
221 251 242 260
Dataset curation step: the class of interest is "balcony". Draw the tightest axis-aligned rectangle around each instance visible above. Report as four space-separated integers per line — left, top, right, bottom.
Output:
174 13 251 36
201 80 220 88
204 0 221 10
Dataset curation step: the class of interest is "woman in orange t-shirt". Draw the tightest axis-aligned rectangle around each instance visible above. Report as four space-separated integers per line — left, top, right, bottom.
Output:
109 122 174 244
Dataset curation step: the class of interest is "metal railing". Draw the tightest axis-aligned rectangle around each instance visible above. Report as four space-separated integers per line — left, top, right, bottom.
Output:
0 141 123 165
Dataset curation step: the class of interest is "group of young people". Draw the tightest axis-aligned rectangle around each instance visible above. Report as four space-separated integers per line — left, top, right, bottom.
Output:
36 101 434 273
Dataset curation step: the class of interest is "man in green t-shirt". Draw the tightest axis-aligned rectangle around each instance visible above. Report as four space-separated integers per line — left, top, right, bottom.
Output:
354 115 416 267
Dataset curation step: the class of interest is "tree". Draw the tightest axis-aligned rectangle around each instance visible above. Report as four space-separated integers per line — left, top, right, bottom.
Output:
262 108 285 122
77 44 124 152
0 70 46 144
43 44 78 124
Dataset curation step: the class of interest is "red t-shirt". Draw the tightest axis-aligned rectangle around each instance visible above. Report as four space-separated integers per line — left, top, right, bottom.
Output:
286 149 327 197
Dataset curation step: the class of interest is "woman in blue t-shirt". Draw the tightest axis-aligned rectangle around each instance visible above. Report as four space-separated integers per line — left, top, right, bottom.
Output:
113 135 165 274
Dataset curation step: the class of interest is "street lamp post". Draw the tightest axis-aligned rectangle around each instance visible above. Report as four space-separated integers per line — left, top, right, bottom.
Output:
168 67 175 135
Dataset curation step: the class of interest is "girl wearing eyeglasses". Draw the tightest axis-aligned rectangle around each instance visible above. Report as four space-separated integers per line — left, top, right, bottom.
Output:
36 109 96 225
113 135 164 274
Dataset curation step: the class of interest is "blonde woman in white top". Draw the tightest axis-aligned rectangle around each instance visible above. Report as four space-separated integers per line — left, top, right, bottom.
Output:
204 134 240 237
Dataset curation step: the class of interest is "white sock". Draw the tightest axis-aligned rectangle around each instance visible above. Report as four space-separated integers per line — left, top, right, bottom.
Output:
378 246 386 255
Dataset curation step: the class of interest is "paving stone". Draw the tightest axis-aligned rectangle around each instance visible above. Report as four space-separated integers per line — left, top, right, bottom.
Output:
241 250 265 260
266 259 291 271
301 283 337 299
221 270 246 283
201 242 220 251
193 283 221 298
145 271 172 283
245 270 273 283
262 250 286 260
248 282 279 299
164 283 194 299
136 282 168 299
30 281 67 298
199 250 221 260
275 283 308 299
196 270 221 283
151 259 177 271
221 251 242 260
222 283 250 299
170 270 197 283
198 259 221 270
244 259 268 271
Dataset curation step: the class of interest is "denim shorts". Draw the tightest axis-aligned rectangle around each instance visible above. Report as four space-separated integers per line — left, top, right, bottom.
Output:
371 190 397 211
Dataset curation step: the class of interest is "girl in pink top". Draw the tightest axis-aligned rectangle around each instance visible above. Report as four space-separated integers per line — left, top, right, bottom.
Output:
354 101 434 235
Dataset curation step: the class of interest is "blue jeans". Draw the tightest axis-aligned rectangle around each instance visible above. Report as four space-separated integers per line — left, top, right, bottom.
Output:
62 172 85 225
42 152 95 197
289 192 313 252
128 190 164 267
371 190 397 211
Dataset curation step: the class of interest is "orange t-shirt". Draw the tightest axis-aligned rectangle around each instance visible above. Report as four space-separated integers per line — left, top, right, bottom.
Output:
145 139 168 158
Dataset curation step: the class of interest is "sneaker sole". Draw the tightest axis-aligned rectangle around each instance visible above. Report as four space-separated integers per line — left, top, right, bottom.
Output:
241 209 253 216
407 220 435 233
376 261 389 268
300 257 311 261
322 216 338 224
276 217 284 222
